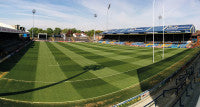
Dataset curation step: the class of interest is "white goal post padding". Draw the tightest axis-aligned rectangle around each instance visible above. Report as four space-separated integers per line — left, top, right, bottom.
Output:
38 33 47 40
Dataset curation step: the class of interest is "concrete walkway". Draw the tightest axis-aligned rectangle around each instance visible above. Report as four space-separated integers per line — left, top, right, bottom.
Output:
129 82 200 107
183 83 200 107
196 96 200 107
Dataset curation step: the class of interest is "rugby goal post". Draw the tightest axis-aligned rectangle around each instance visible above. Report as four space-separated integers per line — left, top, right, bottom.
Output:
38 33 48 40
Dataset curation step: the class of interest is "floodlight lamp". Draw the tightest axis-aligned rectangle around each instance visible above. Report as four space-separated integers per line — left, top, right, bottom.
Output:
159 15 162 20
32 9 36 14
94 14 97 18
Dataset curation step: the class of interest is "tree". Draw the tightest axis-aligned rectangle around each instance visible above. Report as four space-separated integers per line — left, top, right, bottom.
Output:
54 27 62 35
66 30 72 37
28 27 100 37
65 28 78 37
76 30 82 33
46 28 53 36
42 30 47 33
95 30 103 35
85 30 95 37
37 28 43 34
69 28 77 34
62 28 68 34
28 27 39 37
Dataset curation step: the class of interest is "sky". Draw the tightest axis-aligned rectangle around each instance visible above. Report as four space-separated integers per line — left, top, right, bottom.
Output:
0 0 200 31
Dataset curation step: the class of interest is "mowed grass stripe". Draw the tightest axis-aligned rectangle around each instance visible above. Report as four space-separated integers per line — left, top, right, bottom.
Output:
73 42 187 66
4 42 39 81
84 42 167 53
34 42 67 82
119 48 186 66
53 42 140 89
73 42 154 63
68 42 152 67
71 43 194 90
52 42 120 78
0 42 194 104
87 42 139 50
74 42 139 55
74 42 186 61
47 42 120 99
0 42 39 101
46 42 79 75
60 42 192 82
137 49 193 81
77 42 185 56
56 42 141 89
46 42 96 80
33 42 83 102
78 42 186 60
71 42 132 60
53 42 97 66
57 42 140 74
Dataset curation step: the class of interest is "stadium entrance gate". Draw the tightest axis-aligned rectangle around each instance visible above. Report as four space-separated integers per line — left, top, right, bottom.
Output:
38 33 47 41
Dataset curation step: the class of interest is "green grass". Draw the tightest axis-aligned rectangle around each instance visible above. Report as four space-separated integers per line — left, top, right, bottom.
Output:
0 41 199 106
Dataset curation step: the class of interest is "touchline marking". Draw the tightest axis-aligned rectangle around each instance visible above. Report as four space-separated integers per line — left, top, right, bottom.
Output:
0 79 143 104
0 62 176 105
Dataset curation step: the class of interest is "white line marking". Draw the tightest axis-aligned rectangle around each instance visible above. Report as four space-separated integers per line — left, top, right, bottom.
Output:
1 68 136 83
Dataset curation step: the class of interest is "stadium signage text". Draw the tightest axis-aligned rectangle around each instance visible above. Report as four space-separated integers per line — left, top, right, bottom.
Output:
113 90 150 107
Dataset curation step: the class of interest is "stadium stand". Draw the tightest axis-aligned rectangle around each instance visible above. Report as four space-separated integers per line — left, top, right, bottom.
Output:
100 24 197 48
0 33 30 59
0 23 30 59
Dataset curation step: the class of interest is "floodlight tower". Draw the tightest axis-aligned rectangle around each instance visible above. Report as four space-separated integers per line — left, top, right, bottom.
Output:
162 0 165 60
94 14 97 42
32 9 36 40
107 2 111 30
153 0 165 62
153 0 156 63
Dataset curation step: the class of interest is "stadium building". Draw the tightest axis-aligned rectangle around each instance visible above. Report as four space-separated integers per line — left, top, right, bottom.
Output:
0 22 30 59
100 24 200 48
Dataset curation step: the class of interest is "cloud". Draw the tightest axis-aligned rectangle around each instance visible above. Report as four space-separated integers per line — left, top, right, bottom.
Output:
0 0 93 30
0 0 200 30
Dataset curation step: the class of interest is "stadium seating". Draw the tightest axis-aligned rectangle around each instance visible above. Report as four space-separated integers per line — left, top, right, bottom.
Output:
101 24 197 48
98 40 190 48
0 34 29 59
